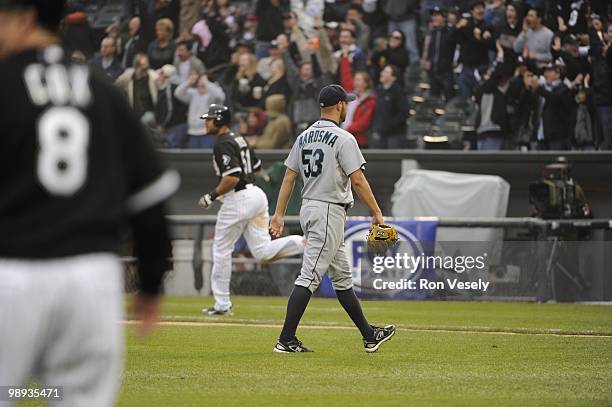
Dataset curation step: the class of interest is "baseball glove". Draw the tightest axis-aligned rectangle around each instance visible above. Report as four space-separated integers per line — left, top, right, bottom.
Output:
366 224 399 254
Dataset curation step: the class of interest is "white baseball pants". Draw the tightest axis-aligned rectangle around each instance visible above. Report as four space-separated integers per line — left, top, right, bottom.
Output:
211 185 304 311
0 253 124 407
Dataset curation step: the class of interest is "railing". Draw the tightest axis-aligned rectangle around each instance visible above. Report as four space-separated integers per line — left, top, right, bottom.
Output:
164 215 612 293
160 149 612 163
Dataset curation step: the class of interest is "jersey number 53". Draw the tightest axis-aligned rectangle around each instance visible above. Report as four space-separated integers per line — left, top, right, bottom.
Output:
301 149 324 178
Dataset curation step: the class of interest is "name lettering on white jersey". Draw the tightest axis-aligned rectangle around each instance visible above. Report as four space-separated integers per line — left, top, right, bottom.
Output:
297 130 339 148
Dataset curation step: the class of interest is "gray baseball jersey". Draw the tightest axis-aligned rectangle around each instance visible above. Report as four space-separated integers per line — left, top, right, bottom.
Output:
285 119 366 205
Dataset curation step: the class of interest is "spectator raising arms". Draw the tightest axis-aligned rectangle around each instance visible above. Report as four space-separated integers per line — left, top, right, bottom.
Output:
156 64 189 148
507 68 540 150
76 0 612 151
175 73 226 148
533 65 582 150
263 59 291 104
174 40 206 84
194 13 231 71
289 14 338 78
424 8 456 101
552 34 590 82
452 0 495 98
282 45 325 135
343 71 377 148
495 1 522 67
371 30 410 86
475 62 514 150
345 5 371 56
231 52 266 111
148 18 176 69
372 65 408 148
513 7 554 69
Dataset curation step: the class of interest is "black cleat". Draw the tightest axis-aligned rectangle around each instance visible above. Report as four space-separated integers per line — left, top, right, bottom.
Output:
273 337 314 353
364 324 396 353
201 306 233 316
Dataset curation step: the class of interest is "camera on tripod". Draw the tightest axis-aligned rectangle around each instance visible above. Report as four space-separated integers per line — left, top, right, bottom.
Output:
528 157 592 219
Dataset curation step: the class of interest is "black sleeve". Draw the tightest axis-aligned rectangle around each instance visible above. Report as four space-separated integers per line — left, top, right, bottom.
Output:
131 202 172 295
108 82 177 295
213 141 242 177
250 145 262 172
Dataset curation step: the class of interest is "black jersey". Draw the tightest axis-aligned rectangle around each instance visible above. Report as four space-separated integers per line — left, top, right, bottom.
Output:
212 132 261 191
0 46 179 259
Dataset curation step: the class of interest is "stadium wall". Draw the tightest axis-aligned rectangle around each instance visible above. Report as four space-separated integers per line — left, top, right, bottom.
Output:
160 150 612 219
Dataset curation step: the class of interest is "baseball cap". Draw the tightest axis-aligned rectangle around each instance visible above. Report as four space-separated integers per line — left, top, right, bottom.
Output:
318 84 356 108
430 6 444 15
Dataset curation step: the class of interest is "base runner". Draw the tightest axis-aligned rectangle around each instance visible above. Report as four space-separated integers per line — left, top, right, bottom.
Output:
198 104 304 315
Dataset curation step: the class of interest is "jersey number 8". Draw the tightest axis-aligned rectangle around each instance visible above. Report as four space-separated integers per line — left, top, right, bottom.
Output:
302 148 324 178
37 106 90 196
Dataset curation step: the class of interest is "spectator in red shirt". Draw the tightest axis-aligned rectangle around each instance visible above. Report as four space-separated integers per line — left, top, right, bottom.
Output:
343 71 377 148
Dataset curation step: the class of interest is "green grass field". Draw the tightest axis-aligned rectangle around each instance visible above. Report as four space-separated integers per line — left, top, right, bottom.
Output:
116 296 612 406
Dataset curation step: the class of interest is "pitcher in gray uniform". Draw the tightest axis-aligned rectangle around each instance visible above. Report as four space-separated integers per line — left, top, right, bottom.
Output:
269 84 396 353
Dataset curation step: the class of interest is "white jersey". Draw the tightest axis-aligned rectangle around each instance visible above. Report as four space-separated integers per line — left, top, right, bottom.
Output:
285 119 366 205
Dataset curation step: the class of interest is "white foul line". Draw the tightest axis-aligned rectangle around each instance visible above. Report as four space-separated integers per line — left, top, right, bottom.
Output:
122 320 612 339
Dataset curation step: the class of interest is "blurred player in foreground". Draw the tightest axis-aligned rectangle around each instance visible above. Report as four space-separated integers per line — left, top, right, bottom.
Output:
0 1 179 405
269 85 396 353
198 104 304 315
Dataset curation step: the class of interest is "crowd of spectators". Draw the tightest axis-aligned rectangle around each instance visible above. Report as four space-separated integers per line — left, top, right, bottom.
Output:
62 0 612 150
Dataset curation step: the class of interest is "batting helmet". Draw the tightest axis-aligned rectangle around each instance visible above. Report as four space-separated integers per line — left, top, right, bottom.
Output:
0 0 66 32
200 104 231 127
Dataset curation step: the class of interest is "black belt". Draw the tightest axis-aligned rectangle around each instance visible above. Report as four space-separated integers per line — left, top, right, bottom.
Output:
332 202 351 210
234 183 253 192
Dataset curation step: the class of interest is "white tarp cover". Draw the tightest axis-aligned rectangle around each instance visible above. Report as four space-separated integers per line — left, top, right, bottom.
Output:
391 168 510 219
391 168 511 287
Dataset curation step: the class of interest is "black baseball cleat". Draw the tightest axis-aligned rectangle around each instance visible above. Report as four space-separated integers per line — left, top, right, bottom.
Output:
201 306 233 316
364 324 396 353
273 337 314 353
